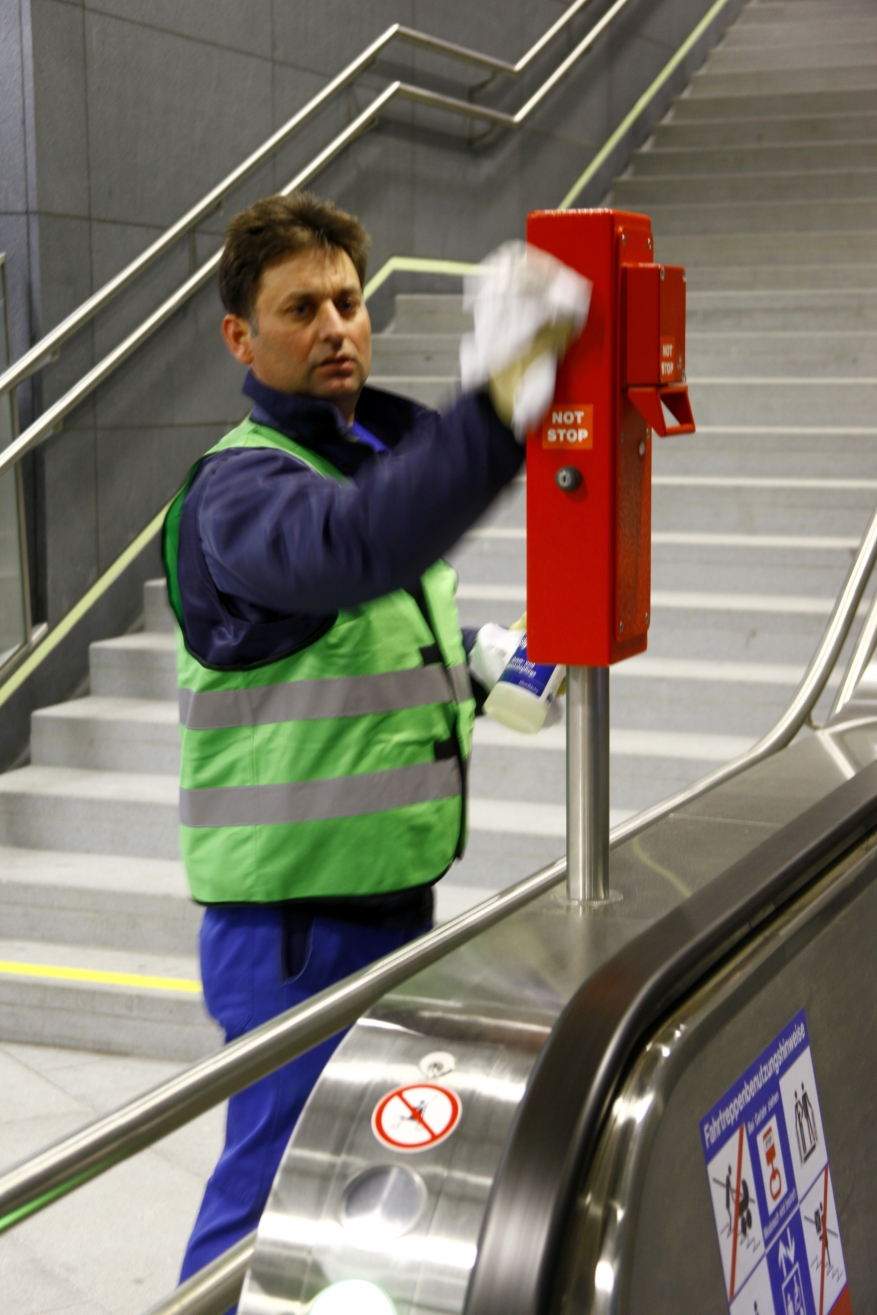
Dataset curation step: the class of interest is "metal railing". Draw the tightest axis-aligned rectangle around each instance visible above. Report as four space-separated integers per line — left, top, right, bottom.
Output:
2 490 877 1240
0 0 738 698
0 0 635 489
0 0 602 412
0 255 34 673
0 856 567 1234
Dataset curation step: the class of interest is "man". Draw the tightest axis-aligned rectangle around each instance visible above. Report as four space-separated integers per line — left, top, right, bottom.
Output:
164 191 584 1282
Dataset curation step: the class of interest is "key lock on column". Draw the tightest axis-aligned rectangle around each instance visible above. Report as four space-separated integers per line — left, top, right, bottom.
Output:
525 209 695 904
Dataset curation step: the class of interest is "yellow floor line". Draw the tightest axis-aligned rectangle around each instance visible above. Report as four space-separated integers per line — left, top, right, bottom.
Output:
0 961 202 993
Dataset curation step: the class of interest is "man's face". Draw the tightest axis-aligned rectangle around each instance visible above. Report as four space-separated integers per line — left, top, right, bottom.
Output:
222 245 372 422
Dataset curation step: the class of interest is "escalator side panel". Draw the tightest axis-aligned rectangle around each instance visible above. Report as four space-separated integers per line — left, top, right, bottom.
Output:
464 758 877 1315
553 834 877 1315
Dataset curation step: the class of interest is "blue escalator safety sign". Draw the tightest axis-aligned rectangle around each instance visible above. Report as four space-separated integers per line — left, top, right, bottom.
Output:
699 1010 852 1315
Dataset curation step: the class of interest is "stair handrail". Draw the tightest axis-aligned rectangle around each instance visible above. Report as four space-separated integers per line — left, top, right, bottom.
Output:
0 0 597 407
0 0 636 487
2 486 876 1239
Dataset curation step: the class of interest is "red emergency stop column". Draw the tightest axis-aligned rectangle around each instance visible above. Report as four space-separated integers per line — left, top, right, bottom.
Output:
524 208 695 900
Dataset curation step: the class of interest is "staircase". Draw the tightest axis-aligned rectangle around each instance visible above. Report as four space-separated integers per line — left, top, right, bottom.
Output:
2 0 877 1058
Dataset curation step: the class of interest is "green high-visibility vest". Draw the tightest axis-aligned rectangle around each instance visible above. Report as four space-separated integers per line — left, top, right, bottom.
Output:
163 418 475 905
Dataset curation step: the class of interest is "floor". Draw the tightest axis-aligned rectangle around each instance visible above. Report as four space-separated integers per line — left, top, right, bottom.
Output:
0 882 494 1314
0 1042 225 1315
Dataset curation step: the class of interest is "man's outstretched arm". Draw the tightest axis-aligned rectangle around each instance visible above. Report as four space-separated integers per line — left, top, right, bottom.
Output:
197 390 523 616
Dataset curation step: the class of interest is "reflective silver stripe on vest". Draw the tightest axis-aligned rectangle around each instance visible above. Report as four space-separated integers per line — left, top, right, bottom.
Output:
178 664 470 731
179 758 461 828
448 662 473 706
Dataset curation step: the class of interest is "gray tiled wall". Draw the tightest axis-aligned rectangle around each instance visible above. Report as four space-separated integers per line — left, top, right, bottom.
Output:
5 0 739 629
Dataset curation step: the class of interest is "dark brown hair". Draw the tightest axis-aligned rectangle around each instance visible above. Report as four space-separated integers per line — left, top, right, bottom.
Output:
218 192 370 319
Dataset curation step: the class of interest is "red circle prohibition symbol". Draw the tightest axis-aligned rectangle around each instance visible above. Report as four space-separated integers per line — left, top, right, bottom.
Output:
371 1083 462 1152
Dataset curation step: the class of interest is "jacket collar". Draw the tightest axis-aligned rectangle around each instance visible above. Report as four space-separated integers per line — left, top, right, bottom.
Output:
242 370 349 445
242 369 437 455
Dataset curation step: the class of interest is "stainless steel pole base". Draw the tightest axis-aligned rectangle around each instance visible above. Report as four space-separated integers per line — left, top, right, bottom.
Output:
566 665 610 903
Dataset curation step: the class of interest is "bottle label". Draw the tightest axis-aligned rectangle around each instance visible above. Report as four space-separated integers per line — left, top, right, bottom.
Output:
497 634 563 703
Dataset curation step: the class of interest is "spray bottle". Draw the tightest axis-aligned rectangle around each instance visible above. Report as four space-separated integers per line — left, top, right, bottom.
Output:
484 632 566 734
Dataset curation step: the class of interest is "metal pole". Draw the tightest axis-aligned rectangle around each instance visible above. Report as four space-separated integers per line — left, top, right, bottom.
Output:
566 666 610 902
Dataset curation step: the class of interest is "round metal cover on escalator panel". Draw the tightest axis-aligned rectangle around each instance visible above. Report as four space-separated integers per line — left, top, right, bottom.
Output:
339 1165 428 1243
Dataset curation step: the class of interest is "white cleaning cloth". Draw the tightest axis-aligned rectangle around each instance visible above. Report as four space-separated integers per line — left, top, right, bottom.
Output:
460 241 592 439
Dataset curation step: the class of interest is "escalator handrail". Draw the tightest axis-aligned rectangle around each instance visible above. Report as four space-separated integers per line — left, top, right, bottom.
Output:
0 0 597 407
464 759 877 1315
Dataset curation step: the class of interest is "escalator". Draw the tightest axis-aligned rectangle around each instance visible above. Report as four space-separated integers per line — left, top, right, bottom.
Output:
239 687 877 1315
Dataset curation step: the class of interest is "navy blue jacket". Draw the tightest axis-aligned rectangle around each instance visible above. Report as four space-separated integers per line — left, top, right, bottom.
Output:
177 371 523 669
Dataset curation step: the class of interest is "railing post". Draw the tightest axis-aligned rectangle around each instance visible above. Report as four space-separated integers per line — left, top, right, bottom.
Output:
566 665 610 903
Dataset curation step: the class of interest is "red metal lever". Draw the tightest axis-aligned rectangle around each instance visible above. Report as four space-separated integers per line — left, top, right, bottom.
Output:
626 384 695 437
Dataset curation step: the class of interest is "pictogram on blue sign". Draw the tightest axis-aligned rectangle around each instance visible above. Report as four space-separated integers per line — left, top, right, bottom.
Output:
700 1010 851 1315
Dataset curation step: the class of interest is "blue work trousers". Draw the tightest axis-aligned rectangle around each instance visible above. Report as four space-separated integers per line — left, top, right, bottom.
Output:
179 902 431 1291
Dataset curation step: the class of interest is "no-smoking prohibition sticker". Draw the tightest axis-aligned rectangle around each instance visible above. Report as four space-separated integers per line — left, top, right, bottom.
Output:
372 1083 462 1152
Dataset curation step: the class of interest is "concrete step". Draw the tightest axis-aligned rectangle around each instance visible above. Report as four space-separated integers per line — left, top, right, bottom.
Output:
688 331 877 373
685 378 877 429
370 335 461 375
461 599 851 667
649 197 877 235
657 232 877 268
456 543 860 605
685 332 877 376
389 295 471 334
144 579 174 632
31 696 180 775
652 427 877 477
669 89 877 121
652 553 855 601
89 632 177 700
652 114 877 150
708 38 877 73
0 937 218 1061
608 670 830 737
653 484 876 534
470 747 718 818
725 18 877 47
688 64 877 97
613 168 877 206
631 141 877 176
0 766 179 859
0 847 197 953
686 265 877 293
687 290 877 330
738 2 877 25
